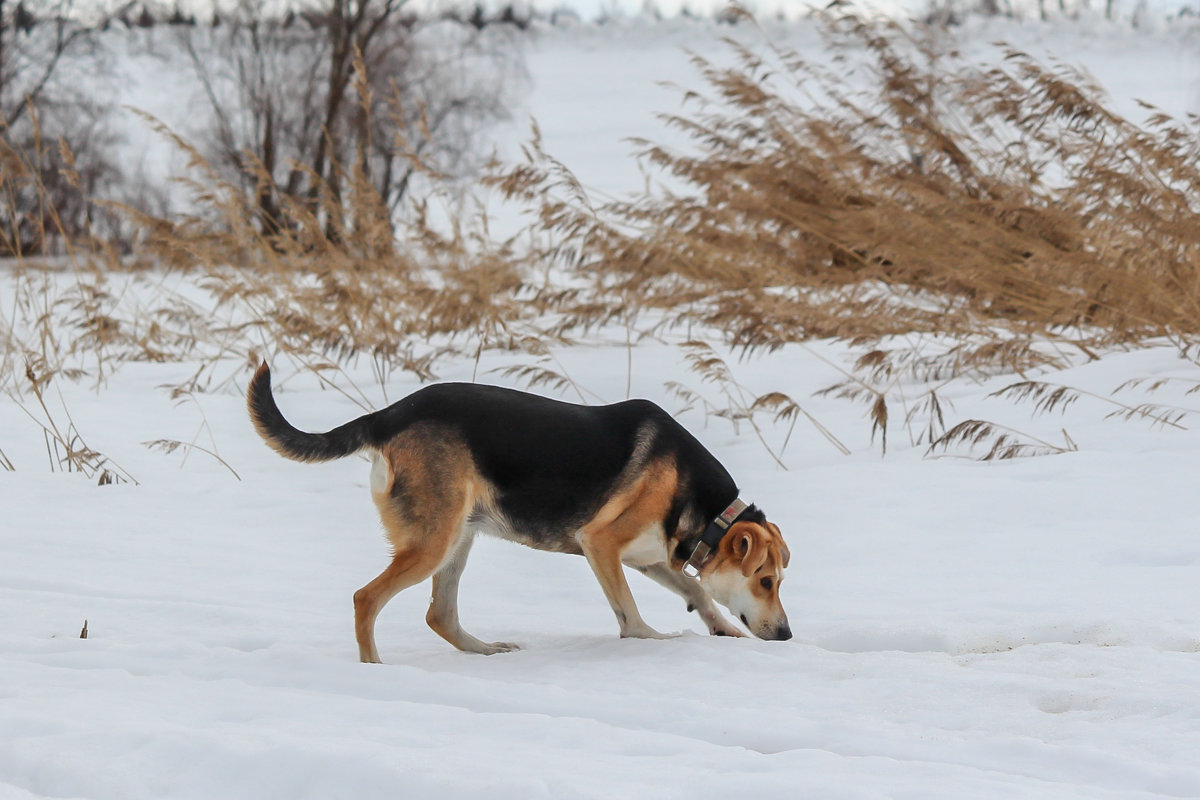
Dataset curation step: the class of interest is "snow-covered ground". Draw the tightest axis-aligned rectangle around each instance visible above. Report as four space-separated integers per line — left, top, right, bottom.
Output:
5 11 1200 800
3 334 1200 799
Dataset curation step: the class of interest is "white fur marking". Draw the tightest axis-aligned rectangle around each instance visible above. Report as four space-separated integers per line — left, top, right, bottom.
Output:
369 451 390 496
620 522 668 567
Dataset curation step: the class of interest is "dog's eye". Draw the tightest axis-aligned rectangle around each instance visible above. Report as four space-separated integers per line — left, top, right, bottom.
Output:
760 577 774 591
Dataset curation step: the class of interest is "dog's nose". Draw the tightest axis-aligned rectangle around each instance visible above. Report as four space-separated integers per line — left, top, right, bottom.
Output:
774 624 792 641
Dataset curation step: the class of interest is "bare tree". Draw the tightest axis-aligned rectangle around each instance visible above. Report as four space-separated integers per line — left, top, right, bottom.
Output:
0 0 125 254
1 0 90 127
183 0 523 239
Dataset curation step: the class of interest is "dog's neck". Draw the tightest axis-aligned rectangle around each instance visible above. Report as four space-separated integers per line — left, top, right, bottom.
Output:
673 498 752 574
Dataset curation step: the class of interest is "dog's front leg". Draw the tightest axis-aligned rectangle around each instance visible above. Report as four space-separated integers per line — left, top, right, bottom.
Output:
636 564 746 637
578 531 673 640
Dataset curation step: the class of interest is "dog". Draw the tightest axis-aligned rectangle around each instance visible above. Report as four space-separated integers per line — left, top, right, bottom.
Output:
247 363 791 662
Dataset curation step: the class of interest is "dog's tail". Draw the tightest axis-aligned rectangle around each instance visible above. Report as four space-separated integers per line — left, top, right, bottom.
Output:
247 362 374 463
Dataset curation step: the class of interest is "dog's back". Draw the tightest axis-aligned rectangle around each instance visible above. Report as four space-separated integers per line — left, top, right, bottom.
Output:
247 364 737 536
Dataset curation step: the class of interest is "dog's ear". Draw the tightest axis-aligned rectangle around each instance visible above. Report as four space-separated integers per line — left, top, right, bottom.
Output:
767 522 790 568
731 522 771 577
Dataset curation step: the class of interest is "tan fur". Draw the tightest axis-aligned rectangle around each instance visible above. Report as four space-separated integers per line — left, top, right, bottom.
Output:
249 364 792 658
354 425 495 662
351 426 700 657
576 458 678 639
697 520 791 640
282 415 787 660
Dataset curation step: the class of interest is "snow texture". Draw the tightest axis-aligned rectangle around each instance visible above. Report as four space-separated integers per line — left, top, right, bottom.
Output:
4 11 1200 800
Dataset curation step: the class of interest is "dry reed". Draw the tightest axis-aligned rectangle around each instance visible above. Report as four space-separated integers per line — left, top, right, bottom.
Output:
493 12 1200 351
6 12 1200 470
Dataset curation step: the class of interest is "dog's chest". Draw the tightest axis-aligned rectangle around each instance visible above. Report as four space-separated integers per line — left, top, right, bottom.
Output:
620 523 669 566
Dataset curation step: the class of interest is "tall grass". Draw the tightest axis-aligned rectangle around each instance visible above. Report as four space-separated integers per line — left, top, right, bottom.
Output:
494 12 1200 352
4 11 1200 472
486 11 1200 456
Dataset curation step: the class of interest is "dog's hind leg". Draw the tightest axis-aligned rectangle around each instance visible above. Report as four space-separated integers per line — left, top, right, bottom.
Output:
356 430 479 663
427 534 518 655
636 564 746 638
354 543 450 663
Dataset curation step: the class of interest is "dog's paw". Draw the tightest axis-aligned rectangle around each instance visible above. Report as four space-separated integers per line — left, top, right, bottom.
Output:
478 641 520 655
705 613 747 638
620 624 678 640
709 624 748 638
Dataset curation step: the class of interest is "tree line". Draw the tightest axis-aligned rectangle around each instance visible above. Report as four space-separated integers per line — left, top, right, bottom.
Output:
0 0 530 255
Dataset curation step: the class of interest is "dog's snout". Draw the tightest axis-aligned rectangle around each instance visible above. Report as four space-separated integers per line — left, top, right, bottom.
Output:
752 620 793 641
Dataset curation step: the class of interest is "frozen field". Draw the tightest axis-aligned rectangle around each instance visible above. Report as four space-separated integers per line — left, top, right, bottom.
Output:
4 9 1200 800
3 335 1200 798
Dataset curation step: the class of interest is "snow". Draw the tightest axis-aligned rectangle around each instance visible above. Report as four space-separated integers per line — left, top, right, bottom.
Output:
5 11 1200 800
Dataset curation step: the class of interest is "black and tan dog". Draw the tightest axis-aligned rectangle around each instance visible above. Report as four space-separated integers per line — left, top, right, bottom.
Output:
247 363 791 661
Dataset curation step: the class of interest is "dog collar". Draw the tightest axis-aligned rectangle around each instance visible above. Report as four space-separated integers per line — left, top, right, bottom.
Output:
682 498 750 576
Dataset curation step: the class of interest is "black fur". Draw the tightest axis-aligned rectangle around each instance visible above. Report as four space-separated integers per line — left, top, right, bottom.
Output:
247 365 370 462
248 363 742 547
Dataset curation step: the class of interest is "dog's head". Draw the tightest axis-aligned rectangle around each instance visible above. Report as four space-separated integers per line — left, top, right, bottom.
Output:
697 519 792 640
